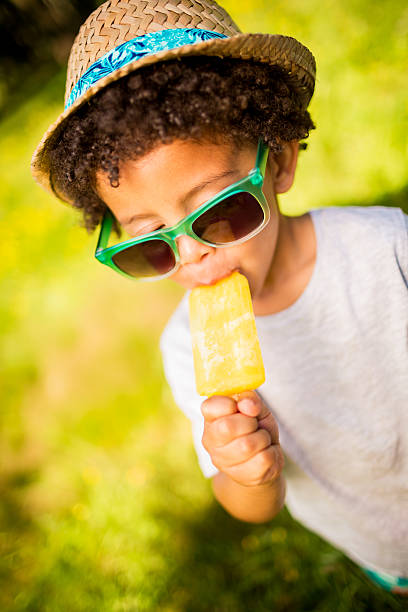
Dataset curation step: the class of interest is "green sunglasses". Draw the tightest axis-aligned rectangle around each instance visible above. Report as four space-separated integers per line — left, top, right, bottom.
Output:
95 138 270 281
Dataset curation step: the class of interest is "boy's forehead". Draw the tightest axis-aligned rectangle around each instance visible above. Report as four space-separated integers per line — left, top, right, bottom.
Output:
95 138 253 211
98 138 239 178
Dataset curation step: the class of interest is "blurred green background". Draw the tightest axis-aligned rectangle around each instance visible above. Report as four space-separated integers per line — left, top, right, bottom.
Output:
1 1 407 610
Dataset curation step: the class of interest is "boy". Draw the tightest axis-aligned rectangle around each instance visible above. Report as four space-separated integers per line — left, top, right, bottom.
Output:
31 0 408 595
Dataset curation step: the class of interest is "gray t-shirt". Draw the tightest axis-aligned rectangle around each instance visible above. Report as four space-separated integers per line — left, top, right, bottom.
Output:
160 205 408 576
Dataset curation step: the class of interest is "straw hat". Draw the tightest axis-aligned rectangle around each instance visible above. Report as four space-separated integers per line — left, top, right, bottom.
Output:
30 0 316 202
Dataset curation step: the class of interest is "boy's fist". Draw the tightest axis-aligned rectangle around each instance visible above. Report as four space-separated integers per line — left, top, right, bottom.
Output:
201 391 284 487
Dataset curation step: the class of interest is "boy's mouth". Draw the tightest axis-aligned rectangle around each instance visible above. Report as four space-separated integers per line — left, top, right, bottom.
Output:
192 268 241 287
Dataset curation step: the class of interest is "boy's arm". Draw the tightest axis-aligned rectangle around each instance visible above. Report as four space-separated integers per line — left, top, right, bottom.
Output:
201 392 285 523
212 471 286 523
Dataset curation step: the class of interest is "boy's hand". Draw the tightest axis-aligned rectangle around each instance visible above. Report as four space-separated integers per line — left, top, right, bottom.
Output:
201 391 284 487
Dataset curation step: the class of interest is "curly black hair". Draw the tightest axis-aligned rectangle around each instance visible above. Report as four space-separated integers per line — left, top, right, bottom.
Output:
49 56 315 233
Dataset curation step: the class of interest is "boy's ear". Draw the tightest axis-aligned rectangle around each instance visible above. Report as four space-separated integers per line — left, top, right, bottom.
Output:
268 141 299 194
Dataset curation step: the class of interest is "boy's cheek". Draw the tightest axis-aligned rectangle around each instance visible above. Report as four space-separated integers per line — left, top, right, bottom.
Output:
169 222 277 292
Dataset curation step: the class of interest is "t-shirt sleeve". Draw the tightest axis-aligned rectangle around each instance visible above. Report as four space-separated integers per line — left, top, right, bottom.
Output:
396 208 408 286
160 295 219 479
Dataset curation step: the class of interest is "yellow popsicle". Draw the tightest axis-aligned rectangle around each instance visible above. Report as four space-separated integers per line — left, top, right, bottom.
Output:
189 271 265 396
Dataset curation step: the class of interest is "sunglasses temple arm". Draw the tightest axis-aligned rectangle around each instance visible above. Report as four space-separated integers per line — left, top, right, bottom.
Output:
255 138 269 178
95 210 114 253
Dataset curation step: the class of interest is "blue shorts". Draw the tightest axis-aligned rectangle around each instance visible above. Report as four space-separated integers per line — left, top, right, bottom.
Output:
362 567 408 593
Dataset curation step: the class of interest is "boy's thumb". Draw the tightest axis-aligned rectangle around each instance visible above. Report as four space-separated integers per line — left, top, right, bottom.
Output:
235 391 279 445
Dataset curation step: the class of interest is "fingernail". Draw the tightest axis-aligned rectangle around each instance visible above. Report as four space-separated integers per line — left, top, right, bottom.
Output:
239 399 254 412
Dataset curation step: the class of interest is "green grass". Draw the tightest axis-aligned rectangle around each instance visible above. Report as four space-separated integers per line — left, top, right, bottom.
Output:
1 1 407 610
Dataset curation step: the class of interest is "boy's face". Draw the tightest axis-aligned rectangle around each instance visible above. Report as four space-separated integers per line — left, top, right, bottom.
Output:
96 138 297 301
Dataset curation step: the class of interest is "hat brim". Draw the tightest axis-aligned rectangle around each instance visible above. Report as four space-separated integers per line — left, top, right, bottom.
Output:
30 32 316 203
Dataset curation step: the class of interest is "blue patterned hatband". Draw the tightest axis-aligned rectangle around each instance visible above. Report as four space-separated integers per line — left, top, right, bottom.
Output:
65 28 228 110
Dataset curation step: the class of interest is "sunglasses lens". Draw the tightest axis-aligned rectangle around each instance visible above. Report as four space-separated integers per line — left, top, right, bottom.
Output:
112 239 175 278
192 192 264 245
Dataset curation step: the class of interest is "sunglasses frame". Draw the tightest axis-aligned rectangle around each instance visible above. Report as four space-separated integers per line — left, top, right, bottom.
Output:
95 137 270 281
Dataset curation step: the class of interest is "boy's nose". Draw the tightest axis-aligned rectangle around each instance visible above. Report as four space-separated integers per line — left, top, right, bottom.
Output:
176 235 213 266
